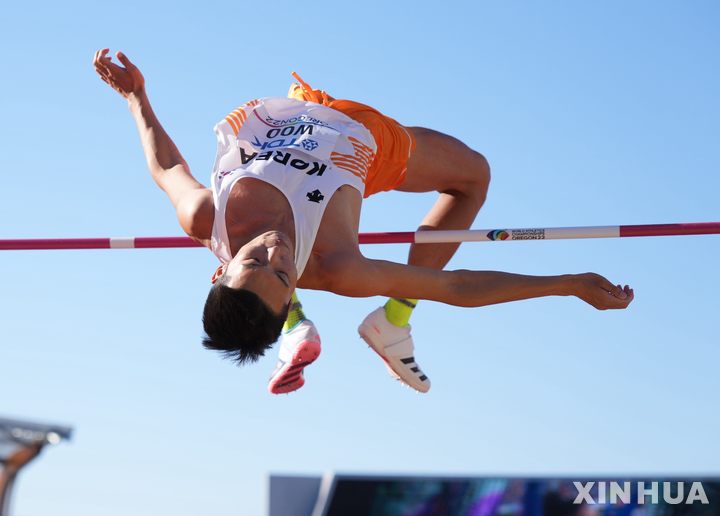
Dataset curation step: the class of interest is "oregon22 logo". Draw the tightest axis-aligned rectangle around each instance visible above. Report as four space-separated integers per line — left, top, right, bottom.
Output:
487 230 510 241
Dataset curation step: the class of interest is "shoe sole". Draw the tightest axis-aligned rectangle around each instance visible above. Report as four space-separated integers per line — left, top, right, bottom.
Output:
268 339 321 395
358 323 430 393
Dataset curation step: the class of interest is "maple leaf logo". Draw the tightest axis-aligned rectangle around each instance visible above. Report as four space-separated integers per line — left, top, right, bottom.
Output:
306 189 324 203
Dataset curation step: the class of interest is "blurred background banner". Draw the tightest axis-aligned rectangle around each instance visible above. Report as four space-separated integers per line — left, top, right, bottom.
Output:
270 474 720 516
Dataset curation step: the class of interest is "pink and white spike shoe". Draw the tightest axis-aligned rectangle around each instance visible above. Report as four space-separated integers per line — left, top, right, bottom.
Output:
268 320 321 395
358 307 430 393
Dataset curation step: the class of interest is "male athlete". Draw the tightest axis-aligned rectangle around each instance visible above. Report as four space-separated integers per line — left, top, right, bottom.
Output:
93 49 634 394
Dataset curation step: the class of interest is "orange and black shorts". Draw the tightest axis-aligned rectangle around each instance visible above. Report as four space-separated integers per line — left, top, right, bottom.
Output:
288 73 416 198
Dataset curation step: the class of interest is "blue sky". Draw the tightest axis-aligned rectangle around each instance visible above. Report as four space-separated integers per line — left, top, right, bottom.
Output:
1 1 719 515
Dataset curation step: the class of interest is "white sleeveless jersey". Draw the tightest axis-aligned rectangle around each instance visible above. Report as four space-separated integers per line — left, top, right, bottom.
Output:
210 97 376 278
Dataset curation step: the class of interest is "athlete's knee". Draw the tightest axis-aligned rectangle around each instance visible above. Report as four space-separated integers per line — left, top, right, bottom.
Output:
458 149 490 204
472 151 491 191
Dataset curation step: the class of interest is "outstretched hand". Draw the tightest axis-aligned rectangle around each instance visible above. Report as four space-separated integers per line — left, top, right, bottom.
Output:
573 272 634 310
93 48 145 99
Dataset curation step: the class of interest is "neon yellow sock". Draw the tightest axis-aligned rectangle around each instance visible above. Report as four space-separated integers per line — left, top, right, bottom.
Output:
383 298 418 327
283 291 306 332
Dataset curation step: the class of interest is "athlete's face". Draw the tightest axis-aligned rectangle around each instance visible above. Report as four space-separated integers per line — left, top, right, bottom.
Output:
212 231 297 314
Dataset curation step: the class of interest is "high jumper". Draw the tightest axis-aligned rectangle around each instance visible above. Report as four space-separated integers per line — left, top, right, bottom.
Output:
93 49 633 394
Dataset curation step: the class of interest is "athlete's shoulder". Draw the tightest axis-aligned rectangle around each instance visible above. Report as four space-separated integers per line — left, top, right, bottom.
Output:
175 188 214 244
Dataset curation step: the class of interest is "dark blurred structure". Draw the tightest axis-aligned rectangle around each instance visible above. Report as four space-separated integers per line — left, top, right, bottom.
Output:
0 417 72 516
270 474 720 516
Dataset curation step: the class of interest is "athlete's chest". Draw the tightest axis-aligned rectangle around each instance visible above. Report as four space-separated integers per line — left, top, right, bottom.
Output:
312 185 362 252
297 185 362 284
224 179 361 252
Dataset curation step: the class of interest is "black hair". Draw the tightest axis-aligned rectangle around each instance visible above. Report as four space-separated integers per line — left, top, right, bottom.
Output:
202 280 289 365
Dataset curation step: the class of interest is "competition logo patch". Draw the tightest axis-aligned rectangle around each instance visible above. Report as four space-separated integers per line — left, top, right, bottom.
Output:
301 139 319 152
487 230 510 241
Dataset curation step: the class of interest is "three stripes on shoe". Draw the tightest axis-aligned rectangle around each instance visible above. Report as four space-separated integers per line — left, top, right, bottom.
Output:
274 359 314 390
400 357 428 382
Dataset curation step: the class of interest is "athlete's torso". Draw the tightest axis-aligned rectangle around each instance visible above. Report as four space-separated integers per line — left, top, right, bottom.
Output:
209 97 376 279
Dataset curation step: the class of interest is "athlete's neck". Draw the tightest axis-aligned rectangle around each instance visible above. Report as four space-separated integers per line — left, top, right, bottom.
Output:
224 178 296 256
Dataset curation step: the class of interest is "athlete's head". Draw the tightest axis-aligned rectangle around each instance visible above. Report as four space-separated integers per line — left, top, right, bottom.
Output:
202 231 296 364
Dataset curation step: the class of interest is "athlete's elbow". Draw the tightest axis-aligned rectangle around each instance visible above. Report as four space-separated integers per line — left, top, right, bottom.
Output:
326 274 378 298
323 259 382 298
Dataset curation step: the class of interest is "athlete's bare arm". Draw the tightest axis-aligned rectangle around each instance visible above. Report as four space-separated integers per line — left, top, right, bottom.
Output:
321 254 634 311
93 49 212 240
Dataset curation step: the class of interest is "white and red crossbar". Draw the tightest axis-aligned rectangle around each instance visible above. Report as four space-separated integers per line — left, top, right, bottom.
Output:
1 222 718 251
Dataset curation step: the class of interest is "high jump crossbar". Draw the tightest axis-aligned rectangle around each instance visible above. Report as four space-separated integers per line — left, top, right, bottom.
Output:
1 222 719 250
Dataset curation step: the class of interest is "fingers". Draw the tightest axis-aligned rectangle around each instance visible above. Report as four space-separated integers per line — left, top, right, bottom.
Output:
93 48 108 64
116 51 136 70
93 48 127 76
93 48 106 72
93 48 111 68
93 48 113 79
93 48 136 97
604 284 634 309
624 285 635 303
584 276 634 309
578 273 634 310
614 284 627 299
595 275 624 298
613 284 634 301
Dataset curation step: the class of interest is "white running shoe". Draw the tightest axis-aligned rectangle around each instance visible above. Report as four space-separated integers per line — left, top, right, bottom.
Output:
268 320 321 395
358 307 430 393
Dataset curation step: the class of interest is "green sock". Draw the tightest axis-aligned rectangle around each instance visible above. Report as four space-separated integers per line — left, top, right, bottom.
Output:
383 298 418 327
283 291 306 332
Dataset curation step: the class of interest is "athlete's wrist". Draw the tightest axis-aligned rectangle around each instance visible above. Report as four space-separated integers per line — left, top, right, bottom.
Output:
127 89 149 111
558 274 578 297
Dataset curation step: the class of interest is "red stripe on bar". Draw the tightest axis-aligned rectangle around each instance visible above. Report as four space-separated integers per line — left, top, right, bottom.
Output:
620 222 720 238
358 232 415 244
134 237 202 248
0 238 113 250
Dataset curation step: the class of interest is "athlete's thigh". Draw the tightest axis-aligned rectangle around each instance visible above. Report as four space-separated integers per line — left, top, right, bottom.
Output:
395 126 481 194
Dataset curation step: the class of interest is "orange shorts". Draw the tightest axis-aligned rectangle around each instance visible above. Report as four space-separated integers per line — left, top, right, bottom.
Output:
288 75 415 197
